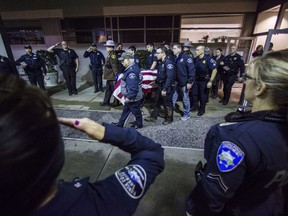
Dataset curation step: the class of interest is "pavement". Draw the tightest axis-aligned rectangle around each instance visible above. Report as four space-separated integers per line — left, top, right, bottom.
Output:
48 79 244 216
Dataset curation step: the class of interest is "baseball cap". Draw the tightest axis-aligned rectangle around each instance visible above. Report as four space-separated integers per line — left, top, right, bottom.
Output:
104 40 115 47
118 52 134 61
91 43 97 47
162 41 170 46
24 45 32 49
183 41 193 48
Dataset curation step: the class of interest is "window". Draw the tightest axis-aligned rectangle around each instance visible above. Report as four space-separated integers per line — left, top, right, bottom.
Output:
146 16 173 28
146 30 172 43
4 20 44 44
119 30 144 43
119 17 144 29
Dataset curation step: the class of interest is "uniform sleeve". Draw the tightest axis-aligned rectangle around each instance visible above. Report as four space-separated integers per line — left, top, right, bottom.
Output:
208 57 217 72
187 126 247 215
164 62 176 91
15 55 25 66
186 56 196 83
238 56 245 77
152 50 157 63
91 124 164 216
72 50 79 59
100 52 105 65
83 51 90 58
109 54 119 75
125 72 139 100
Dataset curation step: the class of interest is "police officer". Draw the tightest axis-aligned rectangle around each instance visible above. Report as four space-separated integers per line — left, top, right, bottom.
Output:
0 55 18 76
220 45 245 105
115 43 125 59
115 53 143 129
145 46 176 125
0 75 164 216
128 45 141 68
162 41 174 61
186 50 288 216
183 40 194 58
191 45 217 116
172 43 195 121
101 40 119 107
211 48 225 99
15 45 47 90
83 43 105 93
47 41 79 96
145 42 157 70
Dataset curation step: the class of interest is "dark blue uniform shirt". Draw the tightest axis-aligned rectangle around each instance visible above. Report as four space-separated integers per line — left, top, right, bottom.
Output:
156 57 176 92
53 48 78 68
121 63 142 101
187 110 288 216
146 49 157 70
194 54 216 81
15 53 46 74
134 53 141 68
34 124 164 216
83 50 105 66
221 53 245 77
175 52 195 87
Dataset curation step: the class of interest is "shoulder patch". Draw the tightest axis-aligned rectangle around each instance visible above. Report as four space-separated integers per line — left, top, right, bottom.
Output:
111 54 116 59
129 73 136 79
167 64 174 69
217 141 245 172
115 165 147 199
135 59 139 63
187 58 193 63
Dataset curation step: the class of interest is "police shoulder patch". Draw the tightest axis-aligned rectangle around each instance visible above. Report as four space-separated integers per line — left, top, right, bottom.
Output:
136 59 139 63
115 164 147 199
217 141 245 172
187 58 193 63
167 64 174 69
180 58 184 62
129 73 136 79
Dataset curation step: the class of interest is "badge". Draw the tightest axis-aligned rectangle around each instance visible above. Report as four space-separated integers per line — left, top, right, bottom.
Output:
217 141 245 172
1 59 4 62
150 54 152 57
115 165 147 199
129 73 136 79
187 58 193 63
111 54 116 59
203 60 206 64
97 53 99 55
180 58 184 62
234 57 237 60
167 64 174 69
220 61 224 65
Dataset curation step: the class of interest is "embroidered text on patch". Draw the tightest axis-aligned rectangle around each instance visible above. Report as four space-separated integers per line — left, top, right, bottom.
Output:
217 141 245 172
115 165 147 199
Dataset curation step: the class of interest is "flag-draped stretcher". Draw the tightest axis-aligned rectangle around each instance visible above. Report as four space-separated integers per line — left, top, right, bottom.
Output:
113 69 158 105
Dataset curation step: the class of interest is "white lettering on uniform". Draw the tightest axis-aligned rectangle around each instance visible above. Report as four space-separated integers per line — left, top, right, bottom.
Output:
264 170 288 188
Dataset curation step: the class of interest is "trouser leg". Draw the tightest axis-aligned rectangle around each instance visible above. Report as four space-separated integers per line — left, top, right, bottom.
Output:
182 86 191 117
199 81 208 112
118 103 131 127
36 73 45 90
130 100 143 128
103 80 114 104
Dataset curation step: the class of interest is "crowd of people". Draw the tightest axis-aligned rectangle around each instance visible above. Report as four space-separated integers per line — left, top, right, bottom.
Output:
0 48 287 216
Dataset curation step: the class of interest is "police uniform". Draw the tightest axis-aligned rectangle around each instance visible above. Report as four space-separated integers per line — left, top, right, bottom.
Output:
220 53 245 105
211 54 225 99
0 55 17 75
134 53 141 68
191 54 217 115
34 123 164 216
172 52 195 118
146 49 157 70
165 49 175 62
15 52 47 90
83 48 105 92
184 50 194 59
102 50 119 106
117 63 143 128
149 57 175 124
186 109 288 216
53 48 79 95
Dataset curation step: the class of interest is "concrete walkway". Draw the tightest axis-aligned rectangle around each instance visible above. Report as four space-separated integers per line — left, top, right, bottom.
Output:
47 80 244 215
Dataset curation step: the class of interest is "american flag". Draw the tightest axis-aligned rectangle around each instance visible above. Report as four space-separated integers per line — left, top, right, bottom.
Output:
113 70 158 105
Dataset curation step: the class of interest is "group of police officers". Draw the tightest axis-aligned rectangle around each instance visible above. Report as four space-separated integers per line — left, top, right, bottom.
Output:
1 39 245 125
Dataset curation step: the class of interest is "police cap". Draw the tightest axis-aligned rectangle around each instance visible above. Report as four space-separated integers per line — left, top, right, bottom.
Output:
24 45 32 49
91 43 97 47
118 52 134 61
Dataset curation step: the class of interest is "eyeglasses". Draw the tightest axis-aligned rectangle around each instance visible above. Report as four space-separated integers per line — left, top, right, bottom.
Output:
242 73 256 81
